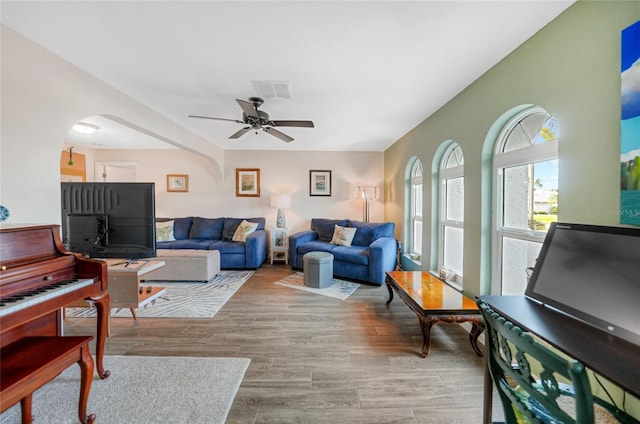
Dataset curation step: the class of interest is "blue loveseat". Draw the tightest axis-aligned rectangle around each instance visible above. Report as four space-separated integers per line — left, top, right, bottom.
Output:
289 218 397 285
155 217 267 269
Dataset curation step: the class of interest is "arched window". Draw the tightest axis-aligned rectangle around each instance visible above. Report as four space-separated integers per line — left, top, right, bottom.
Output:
492 107 559 294
408 159 423 261
439 143 464 284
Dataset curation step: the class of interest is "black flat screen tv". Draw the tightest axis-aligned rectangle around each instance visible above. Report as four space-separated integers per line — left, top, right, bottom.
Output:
525 222 640 347
61 182 156 259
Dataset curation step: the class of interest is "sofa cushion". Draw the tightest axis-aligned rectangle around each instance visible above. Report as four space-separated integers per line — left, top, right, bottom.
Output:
330 225 356 246
156 241 175 249
208 240 246 254
311 218 349 242
331 245 369 266
348 221 395 246
168 239 212 249
189 217 224 240
296 240 337 255
157 217 193 240
222 217 266 240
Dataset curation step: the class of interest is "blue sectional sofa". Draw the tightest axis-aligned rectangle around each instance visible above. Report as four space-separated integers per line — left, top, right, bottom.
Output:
155 217 267 269
289 218 397 285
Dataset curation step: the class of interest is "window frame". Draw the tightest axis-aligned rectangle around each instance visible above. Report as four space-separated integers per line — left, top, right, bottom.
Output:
409 160 423 262
438 144 464 282
491 107 559 295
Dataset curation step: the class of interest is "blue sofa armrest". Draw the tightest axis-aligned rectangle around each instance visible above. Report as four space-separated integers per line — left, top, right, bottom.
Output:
288 230 318 269
368 236 398 284
245 230 267 268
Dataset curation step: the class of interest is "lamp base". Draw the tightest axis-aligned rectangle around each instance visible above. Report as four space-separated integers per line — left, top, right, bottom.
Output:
276 208 287 228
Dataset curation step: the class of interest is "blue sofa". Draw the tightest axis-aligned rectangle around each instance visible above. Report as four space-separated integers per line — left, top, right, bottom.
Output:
155 217 267 269
289 218 397 285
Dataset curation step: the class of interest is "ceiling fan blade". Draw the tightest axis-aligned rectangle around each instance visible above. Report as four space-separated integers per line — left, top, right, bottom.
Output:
236 99 259 119
188 115 244 124
271 120 315 128
264 127 294 143
229 127 252 139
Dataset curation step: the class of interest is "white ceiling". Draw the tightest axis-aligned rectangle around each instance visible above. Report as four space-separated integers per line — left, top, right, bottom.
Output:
67 115 178 150
1 1 574 152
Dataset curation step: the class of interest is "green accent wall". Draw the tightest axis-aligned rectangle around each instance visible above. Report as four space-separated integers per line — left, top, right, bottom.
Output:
383 1 640 298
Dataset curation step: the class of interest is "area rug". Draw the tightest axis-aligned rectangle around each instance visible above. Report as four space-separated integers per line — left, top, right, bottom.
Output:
274 272 359 300
66 270 253 319
0 355 250 424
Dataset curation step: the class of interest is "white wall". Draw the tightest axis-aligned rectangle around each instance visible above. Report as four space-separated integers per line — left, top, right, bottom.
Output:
224 150 384 234
93 148 384 235
0 25 224 225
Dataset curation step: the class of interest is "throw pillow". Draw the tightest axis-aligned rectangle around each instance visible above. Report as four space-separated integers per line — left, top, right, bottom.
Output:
156 220 176 242
232 219 259 242
330 225 356 246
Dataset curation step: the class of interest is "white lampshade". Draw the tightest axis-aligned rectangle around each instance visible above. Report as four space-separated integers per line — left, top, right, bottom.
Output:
270 193 291 209
353 186 378 200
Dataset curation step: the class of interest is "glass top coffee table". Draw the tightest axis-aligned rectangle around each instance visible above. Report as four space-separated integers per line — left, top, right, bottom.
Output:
385 271 484 357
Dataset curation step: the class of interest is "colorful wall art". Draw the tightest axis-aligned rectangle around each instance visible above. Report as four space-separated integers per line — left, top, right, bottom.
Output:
621 20 640 226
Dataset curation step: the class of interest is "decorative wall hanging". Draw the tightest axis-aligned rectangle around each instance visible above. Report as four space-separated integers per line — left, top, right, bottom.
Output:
309 170 331 196
621 20 640 226
167 174 189 192
236 168 260 197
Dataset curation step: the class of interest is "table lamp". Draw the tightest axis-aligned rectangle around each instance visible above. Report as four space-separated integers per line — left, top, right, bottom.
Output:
270 194 291 228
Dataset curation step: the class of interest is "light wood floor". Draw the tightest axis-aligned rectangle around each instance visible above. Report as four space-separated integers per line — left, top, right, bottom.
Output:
65 264 503 423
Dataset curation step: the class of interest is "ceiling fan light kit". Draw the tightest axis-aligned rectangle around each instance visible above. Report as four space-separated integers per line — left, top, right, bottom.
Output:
189 97 314 142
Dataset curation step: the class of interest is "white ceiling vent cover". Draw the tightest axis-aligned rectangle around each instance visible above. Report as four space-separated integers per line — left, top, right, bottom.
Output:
252 81 293 99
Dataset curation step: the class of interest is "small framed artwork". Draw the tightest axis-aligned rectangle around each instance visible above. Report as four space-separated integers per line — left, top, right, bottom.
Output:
309 170 332 196
167 174 189 192
236 168 260 197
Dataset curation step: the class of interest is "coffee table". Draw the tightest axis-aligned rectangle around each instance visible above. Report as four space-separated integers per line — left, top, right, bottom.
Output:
385 271 484 357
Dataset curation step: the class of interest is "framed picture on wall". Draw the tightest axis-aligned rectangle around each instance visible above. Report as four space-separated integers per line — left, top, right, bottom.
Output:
167 174 189 192
236 168 260 197
309 170 331 196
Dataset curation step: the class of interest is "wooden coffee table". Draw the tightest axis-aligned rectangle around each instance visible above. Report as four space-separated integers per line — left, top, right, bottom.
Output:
385 271 484 357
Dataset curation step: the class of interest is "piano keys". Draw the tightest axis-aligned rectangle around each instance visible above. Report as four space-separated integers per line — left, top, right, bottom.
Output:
0 224 110 379
0 279 94 318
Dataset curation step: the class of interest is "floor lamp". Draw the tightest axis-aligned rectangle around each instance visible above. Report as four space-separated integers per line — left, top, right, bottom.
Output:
353 186 378 222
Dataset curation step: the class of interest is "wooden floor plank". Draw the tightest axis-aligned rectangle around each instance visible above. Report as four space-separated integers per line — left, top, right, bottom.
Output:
65 264 500 423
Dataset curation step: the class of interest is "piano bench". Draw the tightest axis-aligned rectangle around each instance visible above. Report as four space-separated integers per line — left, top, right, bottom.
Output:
0 336 96 424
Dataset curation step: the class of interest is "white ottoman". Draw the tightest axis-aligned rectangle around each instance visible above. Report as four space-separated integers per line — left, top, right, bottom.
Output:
143 249 220 282
303 252 334 288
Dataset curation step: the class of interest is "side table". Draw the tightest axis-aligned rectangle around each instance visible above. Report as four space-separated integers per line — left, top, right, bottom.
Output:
103 259 166 319
270 227 289 264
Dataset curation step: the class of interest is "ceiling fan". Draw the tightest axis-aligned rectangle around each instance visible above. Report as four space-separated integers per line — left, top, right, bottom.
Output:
189 97 314 142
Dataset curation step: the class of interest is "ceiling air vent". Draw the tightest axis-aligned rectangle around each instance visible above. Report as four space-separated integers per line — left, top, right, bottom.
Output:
252 80 293 100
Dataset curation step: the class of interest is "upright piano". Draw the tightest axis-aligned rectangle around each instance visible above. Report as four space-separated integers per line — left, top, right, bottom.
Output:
0 224 110 379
